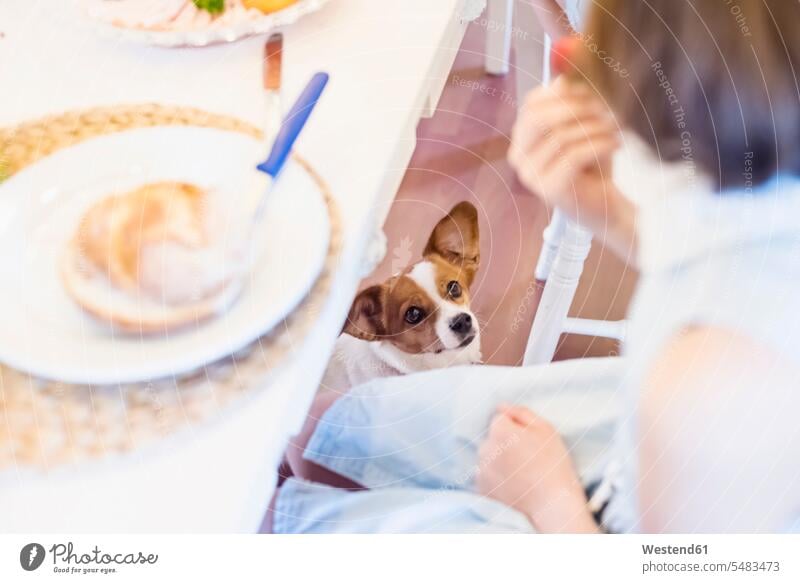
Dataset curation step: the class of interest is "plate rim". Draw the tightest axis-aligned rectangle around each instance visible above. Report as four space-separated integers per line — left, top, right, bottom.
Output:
84 0 332 48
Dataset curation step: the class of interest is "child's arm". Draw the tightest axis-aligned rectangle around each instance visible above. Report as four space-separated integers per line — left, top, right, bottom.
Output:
476 405 600 533
638 327 800 532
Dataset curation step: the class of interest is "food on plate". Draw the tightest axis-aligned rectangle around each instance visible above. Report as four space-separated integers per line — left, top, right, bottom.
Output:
193 0 226 14
89 0 189 30
62 181 246 332
88 0 300 32
242 0 299 13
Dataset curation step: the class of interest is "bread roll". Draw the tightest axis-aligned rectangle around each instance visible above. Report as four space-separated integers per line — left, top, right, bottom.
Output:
62 181 244 333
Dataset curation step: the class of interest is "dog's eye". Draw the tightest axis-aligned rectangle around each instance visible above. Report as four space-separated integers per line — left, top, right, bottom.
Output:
446 281 462 299
404 306 425 325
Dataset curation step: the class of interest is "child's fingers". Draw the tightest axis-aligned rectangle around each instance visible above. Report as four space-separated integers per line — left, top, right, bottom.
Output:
526 119 620 171
509 108 611 173
543 136 620 188
512 100 613 163
515 95 610 142
521 78 608 120
488 409 527 439
561 135 620 172
498 404 539 427
520 92 609 127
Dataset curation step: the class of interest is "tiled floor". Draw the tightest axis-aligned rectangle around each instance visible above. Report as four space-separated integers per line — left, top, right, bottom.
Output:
362 21 637 365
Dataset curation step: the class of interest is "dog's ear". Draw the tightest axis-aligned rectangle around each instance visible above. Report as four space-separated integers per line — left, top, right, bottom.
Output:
423 201 480 286
342 284 387 341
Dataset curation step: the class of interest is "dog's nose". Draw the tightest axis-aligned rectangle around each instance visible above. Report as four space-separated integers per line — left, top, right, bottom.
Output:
449 313 473 336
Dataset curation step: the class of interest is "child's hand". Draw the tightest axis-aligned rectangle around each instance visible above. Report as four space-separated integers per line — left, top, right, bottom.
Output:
508 77 620 224
476 405 599 533
508 78 637 261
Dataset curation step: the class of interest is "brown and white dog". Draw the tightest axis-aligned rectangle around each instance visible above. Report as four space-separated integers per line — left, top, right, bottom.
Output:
320 201 482 393
277 202 482 490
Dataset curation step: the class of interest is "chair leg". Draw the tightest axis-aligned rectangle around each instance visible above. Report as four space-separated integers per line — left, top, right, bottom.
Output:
523 221 593 365
534 208 566 280
484 0 514 75
562 318 628 342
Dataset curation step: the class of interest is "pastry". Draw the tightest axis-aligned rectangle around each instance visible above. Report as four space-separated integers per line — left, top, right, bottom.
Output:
62 181 245 333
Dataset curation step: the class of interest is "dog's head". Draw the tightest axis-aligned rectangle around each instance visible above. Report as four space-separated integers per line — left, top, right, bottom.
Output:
343 201 480 355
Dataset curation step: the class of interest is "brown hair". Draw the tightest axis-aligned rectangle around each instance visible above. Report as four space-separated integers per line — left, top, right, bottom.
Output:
574 0 800 191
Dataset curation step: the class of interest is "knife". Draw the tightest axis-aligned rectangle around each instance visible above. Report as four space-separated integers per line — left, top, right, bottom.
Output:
263 32 283 147
257 72 329 180
240 71 329 249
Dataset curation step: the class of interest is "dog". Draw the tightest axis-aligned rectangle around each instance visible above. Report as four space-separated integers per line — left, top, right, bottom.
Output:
320 201 482 393
277 202 482 488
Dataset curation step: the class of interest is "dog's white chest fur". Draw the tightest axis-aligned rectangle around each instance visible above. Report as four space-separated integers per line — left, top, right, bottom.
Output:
320 333 481 394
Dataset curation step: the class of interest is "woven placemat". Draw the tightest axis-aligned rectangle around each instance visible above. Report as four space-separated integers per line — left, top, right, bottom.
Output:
0 104 341 470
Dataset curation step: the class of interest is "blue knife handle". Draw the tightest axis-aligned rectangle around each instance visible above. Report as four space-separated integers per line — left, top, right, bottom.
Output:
257 72 329 178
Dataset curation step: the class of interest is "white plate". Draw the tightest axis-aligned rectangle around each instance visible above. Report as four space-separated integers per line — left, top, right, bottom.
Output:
0 126 330 384
85 0 331 48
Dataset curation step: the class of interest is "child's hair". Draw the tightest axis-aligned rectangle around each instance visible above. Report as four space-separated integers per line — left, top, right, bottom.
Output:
576 0 799 191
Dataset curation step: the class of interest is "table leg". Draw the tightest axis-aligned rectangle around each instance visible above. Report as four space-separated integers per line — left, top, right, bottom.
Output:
512 0 548 100
484 0 514 75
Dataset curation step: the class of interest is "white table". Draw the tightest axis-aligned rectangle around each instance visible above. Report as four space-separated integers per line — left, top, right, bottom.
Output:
0 0 479 532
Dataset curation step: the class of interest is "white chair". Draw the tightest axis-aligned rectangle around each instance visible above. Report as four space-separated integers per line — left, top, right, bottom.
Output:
484 0 627 365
